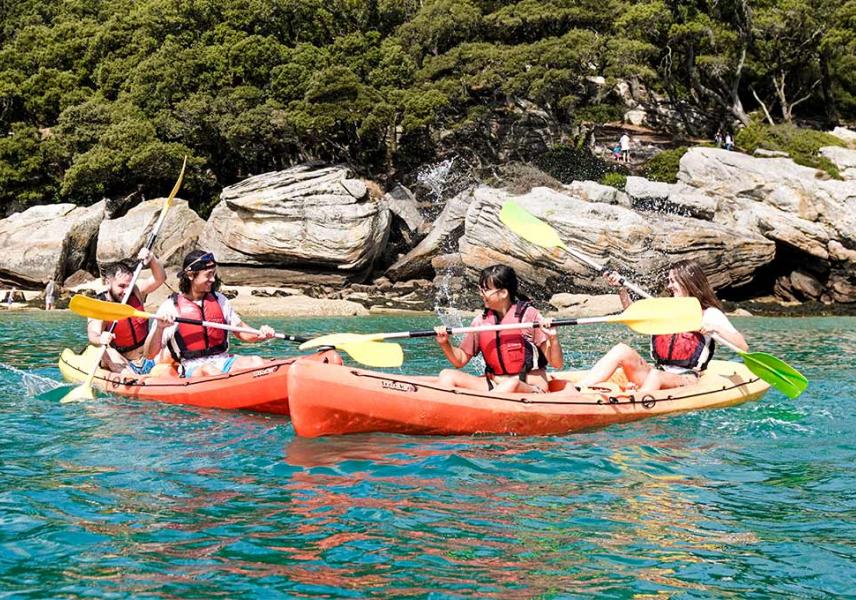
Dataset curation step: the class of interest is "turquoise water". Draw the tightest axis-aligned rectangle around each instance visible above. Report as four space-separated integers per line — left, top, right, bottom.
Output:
1 312 853 597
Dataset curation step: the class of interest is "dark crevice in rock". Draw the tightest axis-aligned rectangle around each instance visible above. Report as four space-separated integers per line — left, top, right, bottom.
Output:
720 241 829 302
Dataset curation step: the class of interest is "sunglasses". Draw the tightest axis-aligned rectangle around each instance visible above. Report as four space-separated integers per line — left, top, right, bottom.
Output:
185 252 216 272
480 287 502 298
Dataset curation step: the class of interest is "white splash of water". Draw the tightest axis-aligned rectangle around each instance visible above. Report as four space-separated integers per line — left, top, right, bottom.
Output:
0 363 62 396
416 157 457 203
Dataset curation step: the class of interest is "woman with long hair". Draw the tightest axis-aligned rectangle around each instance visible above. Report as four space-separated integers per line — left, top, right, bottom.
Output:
576 259 748 392
435 264 563 394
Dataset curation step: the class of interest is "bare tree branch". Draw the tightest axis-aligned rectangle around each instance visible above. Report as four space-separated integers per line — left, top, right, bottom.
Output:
751 86 775 125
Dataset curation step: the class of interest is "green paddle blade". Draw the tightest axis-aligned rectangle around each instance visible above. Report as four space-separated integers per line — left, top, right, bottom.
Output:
499 201 568 250
60 382 97 403
740 350 808 399
609 297 702 335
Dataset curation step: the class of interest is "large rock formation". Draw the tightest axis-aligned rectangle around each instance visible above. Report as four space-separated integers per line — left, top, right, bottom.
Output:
96 198 205 267
830 127 856 145
199 164 391 286
385 188 474 281
456 186 774 302
0 202 104 286
679 147 856 302
438 148 855 305
614 79 709 134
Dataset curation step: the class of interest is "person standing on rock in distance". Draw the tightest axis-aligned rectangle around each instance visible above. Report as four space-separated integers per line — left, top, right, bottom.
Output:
434 264 563 394
576 259 748 393
144 250 275 378
88 248 166 374
44 279 55 310
620 132 631 163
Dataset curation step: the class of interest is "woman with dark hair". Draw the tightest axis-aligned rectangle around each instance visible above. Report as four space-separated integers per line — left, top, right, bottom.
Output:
435 264 563 394
144 250 275 378
577 259 748 392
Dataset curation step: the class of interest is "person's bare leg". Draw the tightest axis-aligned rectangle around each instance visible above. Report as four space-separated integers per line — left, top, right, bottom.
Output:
491 377 545 394
639 370 695 393
231 355 266 371
437 369 489 391
194 363 223 377
100 348 129 373
577 343 651 388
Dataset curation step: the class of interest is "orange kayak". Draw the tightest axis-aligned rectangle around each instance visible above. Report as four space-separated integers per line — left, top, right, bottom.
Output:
288 359 770 437
58 346 342 415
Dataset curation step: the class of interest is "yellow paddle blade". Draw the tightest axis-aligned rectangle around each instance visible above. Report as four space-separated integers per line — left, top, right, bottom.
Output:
299 333 379 350
608 297 703 335
69 295 151 321
164 155 187 211
299 334 402 368
499 201 568 250
339 341 404 368
59 345 107 403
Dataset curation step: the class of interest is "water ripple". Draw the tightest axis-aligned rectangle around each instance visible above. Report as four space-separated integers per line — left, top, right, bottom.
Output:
0 313 853 596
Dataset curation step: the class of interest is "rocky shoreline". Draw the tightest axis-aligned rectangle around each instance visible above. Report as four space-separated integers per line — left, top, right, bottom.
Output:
1 133 855 318
6 279 855 318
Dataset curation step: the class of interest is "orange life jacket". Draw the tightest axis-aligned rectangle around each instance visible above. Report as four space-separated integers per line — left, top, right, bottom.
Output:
97 290 149 353
170 292 229 360
478 301 547 379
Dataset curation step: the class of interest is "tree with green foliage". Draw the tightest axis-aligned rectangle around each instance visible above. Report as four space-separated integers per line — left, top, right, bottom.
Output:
0 0 853 216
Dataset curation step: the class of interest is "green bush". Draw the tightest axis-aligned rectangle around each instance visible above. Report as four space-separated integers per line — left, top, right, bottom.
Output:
734 123 845 178
642 147 688 183
535 144 612 184
600 171 627 190
575 104 624 124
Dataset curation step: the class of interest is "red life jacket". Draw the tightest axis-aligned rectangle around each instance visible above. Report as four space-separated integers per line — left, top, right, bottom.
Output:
170 292 229 361
650 332 714 371
97 290 149 353
478 301 547 379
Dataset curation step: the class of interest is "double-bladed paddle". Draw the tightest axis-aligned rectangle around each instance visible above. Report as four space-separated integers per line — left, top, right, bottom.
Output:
499 200 809 399
61 157 187 403
298 297 703 350
68 295 404 369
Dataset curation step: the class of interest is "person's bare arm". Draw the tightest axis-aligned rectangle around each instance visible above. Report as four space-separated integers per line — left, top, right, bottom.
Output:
87 318 113 346
435 327 473 368
233 320 275 342
136 249 166 296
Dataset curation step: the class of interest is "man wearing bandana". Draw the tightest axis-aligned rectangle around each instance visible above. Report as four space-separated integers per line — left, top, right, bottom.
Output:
143 250 275 378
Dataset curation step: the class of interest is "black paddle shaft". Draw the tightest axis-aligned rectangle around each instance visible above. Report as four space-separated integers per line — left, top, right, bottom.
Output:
403 319 582 339
170 315 310 344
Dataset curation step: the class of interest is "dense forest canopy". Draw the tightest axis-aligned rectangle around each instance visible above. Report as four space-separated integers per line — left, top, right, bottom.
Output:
0 0 854 213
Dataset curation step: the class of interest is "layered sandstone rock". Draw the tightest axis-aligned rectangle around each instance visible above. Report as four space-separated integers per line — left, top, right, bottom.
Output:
385 188 475 281
679 147 856 302
456 186 774 302
0 202 104 286
199 164 391 286
97 198 204 267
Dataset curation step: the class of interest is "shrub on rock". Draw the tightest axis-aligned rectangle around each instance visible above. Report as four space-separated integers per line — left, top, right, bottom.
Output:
735 123 845 178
